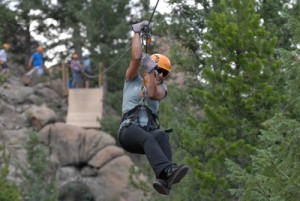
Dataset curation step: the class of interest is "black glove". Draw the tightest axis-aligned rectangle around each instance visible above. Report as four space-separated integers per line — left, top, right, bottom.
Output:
131 20 152 33
142 54 157 73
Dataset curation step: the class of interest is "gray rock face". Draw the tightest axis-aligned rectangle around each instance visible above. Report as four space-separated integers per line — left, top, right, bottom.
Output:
0 73 143 201
39 123 138 201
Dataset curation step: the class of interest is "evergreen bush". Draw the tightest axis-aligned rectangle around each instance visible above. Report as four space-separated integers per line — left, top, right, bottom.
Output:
19 131 58 201
0 144 21 201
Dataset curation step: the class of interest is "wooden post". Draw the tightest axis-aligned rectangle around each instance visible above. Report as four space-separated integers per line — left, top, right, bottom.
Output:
101 63 107 95
62 62 69 96
66 63 69 89
98 63 103 87
62 61 66 93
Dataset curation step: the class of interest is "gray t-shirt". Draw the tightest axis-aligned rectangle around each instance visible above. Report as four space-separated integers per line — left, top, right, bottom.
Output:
120 74 167 128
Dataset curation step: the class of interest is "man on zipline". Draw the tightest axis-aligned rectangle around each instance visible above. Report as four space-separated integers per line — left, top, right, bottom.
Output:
118 20 189 195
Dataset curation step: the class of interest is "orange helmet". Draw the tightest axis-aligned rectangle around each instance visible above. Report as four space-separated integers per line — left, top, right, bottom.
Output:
37 46 43 53
3 43 10 50
150 53 171 72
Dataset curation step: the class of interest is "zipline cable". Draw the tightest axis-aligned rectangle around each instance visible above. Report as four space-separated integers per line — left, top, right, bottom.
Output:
143 0 160 53
148 0 160 27
73 0 161 80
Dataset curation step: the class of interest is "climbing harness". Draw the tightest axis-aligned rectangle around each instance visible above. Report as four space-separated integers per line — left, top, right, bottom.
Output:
121 104 160 131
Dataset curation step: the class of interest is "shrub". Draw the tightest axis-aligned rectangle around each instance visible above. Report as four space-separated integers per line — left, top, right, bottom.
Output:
0 144 21 201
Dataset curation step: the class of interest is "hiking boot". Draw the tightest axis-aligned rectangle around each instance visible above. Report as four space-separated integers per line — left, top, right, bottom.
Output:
153 179 170 195
161 164 189 186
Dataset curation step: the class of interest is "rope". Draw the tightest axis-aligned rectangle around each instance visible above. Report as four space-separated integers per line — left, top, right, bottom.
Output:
80 69 99 79
143 0 160 53
77 44 131 79
103 44 131 73
67 0 160 84
149 0 160 26
141 0 160 100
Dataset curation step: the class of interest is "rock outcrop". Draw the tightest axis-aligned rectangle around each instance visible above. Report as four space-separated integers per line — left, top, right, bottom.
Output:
0 68 143 201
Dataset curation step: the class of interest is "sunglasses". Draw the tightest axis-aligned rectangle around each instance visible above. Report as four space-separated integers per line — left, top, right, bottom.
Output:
155 67 169 77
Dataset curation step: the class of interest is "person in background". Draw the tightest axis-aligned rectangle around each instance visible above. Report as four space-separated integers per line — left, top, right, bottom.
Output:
27 46 44 75
118 20 189 195
82 54 91 88
70 53 82 88
0 43 11 75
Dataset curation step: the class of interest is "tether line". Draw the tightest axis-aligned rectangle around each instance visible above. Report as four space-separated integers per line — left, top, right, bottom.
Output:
82 0 160 77
141 0 160 99
103 43 131 73
148 0 160 25
144 0 160 52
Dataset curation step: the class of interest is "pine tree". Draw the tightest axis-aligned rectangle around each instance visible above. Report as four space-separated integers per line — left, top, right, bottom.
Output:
226 114 300 201
20 131 58 201
226 3 300 201
0 144 21 201
277 2 300 121
0 4 16 43
257 0 293 50
160 0 283 200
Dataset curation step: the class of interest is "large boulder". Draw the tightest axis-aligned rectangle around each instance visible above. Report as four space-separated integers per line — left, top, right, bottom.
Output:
39 122 142 201
0 83 34 104
39 123 115 166
0 71 144 201
25 104 57 130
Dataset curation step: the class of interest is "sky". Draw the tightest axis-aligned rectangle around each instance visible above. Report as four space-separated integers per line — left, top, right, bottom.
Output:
25 0 185 67
150 0 173 13
5 0 174 67
38 0 176 67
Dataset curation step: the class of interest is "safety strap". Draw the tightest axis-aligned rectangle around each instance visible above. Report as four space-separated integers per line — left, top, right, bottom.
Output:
140 0 160 102
121 104 160 131
140 36 151 102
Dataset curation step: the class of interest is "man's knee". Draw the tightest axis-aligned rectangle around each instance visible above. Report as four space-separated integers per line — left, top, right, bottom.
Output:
152 130 169 140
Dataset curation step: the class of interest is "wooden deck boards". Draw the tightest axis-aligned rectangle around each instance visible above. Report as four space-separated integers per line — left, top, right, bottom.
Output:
66 88 103 128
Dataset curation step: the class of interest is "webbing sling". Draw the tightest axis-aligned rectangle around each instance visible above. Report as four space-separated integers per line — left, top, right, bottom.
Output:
121 104 160 131
140 0 160 102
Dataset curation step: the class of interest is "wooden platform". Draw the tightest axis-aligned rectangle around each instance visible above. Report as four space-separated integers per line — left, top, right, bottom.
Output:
66 88 103 128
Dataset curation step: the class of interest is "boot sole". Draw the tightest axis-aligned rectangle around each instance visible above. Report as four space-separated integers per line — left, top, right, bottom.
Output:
167 165 189 186
153 180 170 195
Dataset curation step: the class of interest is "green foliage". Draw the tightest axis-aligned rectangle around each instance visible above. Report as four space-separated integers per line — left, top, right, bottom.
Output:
128 165 151 193
104 89 123 113
0 144 21 201
0 73 8 84
226 114 300 201
257 0 293 50
277 5 300 121
156 0 209 75
58 181 95 201
20 131 58 201
225 4 300 201
100 89 123 141
0 4 17 43
100 115 121 141
158 0 284 200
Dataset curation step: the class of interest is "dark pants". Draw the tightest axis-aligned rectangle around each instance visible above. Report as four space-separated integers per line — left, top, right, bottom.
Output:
1 63 8 69
119 124 172 178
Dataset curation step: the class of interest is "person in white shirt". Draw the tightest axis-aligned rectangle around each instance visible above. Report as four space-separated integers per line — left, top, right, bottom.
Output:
0 43 10 75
